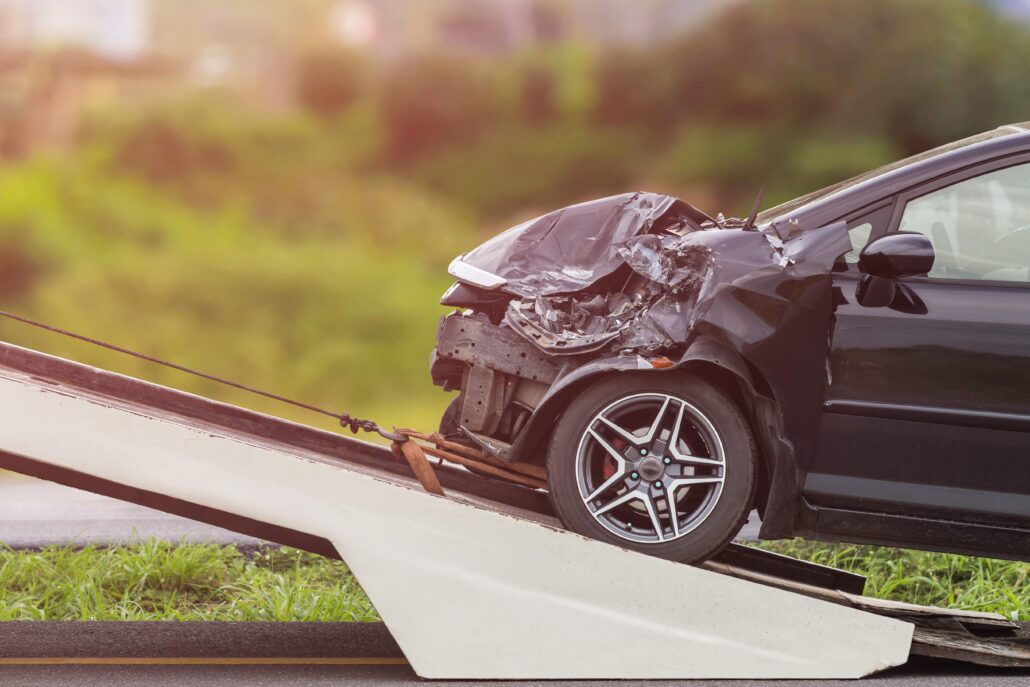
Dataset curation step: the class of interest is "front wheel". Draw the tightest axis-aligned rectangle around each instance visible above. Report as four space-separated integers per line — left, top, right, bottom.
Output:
546 373 757 563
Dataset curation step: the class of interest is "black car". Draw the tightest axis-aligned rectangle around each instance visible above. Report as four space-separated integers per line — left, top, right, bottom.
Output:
430 124 1030 564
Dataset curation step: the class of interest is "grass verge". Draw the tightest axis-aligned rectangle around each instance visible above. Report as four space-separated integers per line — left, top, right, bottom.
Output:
0 540 1025 621
0 542 377 621
757 539 1027 620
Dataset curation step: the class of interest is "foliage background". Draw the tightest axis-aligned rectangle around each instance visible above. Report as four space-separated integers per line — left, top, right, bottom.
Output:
1 0 1029 434
0 0 1026 620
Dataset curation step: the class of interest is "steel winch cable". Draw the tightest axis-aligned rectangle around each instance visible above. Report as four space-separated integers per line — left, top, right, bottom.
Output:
0 308 551 495
0 307 408 442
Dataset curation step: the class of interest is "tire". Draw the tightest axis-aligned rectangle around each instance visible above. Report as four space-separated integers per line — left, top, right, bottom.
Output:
546 373 757 563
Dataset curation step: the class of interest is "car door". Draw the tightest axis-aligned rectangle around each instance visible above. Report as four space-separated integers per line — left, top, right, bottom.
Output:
806 157 1030 528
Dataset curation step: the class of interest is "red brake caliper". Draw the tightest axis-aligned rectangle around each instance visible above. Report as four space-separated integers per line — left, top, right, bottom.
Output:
603 438 627 479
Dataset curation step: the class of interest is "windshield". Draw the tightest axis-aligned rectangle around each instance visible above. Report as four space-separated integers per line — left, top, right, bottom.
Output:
756 129 1017 223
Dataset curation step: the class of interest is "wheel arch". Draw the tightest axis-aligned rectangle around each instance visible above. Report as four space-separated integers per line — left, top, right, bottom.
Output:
509 337 783 517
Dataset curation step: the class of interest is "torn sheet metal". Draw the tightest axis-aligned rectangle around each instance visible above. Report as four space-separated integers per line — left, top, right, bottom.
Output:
503 234 715 355
460 192 715 298
642 221 851 535
500 218 849 362
442 190 854 536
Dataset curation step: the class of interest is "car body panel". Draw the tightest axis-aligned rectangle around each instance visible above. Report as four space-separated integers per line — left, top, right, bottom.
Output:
457 192 714 298
807 146 1030 545
811 275 1030 525
434 124 1030 560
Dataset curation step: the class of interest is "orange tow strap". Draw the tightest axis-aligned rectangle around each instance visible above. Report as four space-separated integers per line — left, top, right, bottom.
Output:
389 431 547 495
391 439 445 496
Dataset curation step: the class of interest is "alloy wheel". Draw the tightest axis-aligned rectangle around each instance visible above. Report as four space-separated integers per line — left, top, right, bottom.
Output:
574 392 726 544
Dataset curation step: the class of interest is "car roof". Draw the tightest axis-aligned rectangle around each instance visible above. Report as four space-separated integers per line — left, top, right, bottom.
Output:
777 124 1030 229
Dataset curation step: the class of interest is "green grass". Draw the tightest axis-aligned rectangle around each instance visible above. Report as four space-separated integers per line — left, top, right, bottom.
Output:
0 540 1025 621
757 540 1028 620
0 542 377 621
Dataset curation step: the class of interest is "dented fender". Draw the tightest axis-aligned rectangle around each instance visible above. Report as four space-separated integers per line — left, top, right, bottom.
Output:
508 336 769 470
506 221 853 537
507 353 661 464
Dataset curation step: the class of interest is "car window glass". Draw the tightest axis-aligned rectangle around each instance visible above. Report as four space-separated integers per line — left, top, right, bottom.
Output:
837 203 893 269
844 222 873 264
898 162 1030 283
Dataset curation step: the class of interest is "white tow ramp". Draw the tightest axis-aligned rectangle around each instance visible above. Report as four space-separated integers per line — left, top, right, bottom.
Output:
0 347 914 679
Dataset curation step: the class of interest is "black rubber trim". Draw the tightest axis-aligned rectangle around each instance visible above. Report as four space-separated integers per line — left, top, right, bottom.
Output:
805 473 1030 521
823 399 1030 433
808 505 1030 562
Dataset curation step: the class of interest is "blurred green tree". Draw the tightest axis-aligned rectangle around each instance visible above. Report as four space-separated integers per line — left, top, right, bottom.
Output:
667 0 1030 154
413 124 644 220
519 64 558 125
5 0 1030 439
295 49 366 119
380 54 497 164
595 48 677 130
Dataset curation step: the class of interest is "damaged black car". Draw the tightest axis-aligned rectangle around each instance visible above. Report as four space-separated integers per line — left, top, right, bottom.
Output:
430 124 1030 564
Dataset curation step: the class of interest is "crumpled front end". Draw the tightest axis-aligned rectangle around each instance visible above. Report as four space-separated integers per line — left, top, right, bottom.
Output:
432 191 851 523
457 191 715 298
504 234 715 355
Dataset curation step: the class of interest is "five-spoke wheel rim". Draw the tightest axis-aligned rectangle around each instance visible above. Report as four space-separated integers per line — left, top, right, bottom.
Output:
574 392 726 545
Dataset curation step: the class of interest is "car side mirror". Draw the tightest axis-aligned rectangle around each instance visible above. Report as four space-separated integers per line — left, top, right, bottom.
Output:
858 232 935 279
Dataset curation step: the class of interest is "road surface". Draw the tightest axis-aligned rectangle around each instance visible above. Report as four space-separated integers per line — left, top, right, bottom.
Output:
0 476 266 548
0 622 1025 686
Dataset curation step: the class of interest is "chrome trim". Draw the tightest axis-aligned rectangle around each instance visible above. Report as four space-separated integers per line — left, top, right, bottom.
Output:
447 256 507 290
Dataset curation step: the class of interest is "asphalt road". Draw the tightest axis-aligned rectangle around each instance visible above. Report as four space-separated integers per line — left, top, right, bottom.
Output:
5 665 1030 687
0 477 271 548
0 622 1027 686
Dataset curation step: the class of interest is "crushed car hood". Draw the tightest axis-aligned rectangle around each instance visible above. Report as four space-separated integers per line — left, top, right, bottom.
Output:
458 192 716 298
456 192 852 358
502 223 852 356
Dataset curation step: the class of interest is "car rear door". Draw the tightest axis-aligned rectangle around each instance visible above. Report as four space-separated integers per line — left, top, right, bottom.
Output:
806 156 1030 528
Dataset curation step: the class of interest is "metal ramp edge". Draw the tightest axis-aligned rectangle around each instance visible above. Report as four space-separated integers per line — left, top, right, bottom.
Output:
0 340 1015 677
